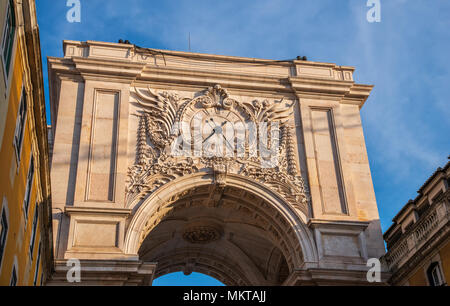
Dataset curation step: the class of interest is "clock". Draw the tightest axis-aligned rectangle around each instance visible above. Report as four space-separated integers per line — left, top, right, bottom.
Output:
134 84 293 162
182 107 245 157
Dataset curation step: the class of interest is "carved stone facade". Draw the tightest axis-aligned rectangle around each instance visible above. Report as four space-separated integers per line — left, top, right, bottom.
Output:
46 40 388 285
127 84 309 218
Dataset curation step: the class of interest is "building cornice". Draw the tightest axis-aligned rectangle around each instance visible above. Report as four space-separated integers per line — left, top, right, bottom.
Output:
384 160 450 239
49 41 373 108
418 161 450 195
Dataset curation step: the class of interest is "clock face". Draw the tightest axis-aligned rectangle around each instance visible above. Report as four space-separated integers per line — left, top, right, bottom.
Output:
183 108 245 157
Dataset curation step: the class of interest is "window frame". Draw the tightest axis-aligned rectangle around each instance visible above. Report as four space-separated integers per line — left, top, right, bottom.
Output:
10 262 17 286
13 85 27 166
23 154 34 224
0 202 9 273
33 241 41 286
427 262 446 286
1 0 16 82
29 204 38 259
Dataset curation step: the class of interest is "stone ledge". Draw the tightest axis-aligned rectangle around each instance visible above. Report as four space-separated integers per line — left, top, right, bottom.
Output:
47 259 157 286
308 219 370 230
65 206 132 216
284 268 391 286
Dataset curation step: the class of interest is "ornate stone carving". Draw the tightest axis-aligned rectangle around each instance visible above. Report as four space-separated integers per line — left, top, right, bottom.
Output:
126 156 198 204
198 84 234 110
241 167 309 210
212 162 228 187
133 87 184 150
127 85 310 213
182 225 222 244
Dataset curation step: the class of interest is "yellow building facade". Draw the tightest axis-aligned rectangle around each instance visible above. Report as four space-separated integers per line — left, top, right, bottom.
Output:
0 0 52 286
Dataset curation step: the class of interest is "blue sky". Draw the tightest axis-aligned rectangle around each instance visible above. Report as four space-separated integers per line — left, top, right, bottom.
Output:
35 0 449 285
153 272 224 286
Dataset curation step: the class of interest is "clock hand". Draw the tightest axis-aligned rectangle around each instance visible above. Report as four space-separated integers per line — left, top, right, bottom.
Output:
206 119 216 130
204 119 231 146
217 121 233 150
222 134 234 150
203 130 216 144
210 118 228 130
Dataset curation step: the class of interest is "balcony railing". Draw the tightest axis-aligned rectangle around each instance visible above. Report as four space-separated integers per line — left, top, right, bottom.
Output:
414 210 439 243
383 198 449 270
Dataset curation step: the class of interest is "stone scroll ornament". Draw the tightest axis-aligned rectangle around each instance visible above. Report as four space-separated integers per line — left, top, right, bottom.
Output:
126 84 310 214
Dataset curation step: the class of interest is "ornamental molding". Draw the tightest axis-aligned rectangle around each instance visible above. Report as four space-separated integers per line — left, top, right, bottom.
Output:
127 84 310 214
182 223 223 245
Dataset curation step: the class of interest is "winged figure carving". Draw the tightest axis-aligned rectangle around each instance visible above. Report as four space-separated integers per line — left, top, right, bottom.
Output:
133 86 185 149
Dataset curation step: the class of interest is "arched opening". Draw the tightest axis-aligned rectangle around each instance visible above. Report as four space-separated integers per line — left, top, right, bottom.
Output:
125 173 318 286
152 272 225 286
138 185 295 285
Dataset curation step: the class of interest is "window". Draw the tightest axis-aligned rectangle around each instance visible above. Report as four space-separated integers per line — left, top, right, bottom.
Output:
23 155 34 222
404 221 414 233
431 190 443 204
29 205 38 258
417 202 430 218
1 0 15 79
13 86 27 162
10 265 17 286
0 206 8 270
386 229 402 251
33 242 41 286
427 262 446 286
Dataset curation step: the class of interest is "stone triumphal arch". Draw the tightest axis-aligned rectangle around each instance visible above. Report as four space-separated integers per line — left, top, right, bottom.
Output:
47 40 388 285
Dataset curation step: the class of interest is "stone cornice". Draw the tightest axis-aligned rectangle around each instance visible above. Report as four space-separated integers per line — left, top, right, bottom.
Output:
52 40 374 106
66 40 357 73
308 219 370 230
48 54 372 107
47 56 146 83
49 259 158 285
72 57 146 81
137 65 291 94
47 57 79 76
289 77 373 107
290 77 351 94
65 206 132 216
284 268 390 285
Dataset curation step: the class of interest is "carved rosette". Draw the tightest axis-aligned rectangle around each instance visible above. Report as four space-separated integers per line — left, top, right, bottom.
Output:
127 84 310 214
182 225 222 244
